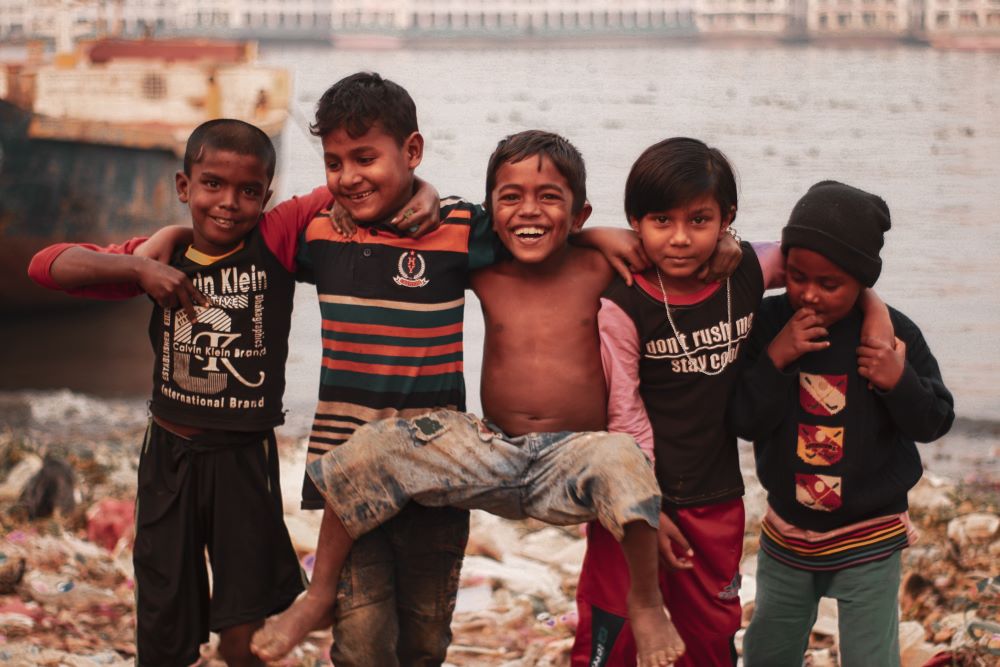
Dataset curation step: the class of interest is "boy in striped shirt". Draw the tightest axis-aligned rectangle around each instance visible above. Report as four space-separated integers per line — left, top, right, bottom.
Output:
253 127 700 666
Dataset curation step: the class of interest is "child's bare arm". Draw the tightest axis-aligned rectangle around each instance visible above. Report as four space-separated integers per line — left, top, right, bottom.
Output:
657 512 694 570
330 177 441 239
51 247 206 320
696 232 742 283
390 177 440 237
857 288 894 347
573 227 650 286
132 225 194 264
134 225 193 263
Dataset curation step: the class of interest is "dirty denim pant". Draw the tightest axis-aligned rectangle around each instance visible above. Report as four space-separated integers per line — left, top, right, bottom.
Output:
306 410 661 543
329 502 468 667
743 549 902 667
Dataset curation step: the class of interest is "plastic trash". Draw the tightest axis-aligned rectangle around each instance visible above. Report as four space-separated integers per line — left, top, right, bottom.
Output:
86 498 135 551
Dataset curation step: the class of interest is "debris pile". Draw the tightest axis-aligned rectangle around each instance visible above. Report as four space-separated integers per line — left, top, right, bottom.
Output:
0 391 997 666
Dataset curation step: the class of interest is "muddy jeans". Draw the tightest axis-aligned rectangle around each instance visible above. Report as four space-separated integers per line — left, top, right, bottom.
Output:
330 503 468 667
306 410 661 542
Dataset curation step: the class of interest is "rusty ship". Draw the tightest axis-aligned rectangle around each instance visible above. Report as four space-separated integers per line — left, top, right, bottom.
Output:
0 37 290 310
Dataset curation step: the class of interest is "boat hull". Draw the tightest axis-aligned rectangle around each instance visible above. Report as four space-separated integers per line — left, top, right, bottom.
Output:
926 31 1000 51
0 100 183 310
0 100 283 311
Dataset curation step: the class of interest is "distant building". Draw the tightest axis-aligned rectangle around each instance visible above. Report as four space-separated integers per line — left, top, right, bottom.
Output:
1 0 998 47
694 0 802 38
806 0 912 38
329 0 697 36
0 0 25 40
172 0 331 39
923 0 1000 48
0 0 332 42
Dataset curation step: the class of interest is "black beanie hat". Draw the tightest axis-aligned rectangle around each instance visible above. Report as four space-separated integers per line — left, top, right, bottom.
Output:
781 180 891 287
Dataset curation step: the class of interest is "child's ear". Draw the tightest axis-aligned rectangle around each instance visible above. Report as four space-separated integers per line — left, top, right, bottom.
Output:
570 200 593 232
403 131 424 169
263 188 273 209
628 215 640 232
175 171 190 203
718 206 736 237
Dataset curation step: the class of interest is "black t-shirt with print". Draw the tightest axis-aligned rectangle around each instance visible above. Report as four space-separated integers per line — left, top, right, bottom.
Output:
603 242 765 507
148 226 295 431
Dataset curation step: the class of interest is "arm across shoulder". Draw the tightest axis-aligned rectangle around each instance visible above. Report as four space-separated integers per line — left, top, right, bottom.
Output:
28 238 150 299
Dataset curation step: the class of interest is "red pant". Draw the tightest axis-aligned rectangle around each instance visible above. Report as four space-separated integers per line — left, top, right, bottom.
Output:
571 498 745 667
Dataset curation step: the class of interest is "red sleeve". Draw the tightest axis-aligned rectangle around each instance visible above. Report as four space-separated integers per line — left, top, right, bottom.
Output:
27 238 148 299
259 185 333 272
599 297 655 462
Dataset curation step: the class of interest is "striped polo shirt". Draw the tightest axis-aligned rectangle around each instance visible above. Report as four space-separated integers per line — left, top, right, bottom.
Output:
296 196 498 508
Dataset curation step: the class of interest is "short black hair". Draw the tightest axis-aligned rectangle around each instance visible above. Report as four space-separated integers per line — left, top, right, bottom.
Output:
183 118 276 180
310 72 418 144
485 130 587 217
624 137 738 224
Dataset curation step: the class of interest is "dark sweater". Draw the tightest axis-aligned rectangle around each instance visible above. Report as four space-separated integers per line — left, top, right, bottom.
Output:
729 295 954 532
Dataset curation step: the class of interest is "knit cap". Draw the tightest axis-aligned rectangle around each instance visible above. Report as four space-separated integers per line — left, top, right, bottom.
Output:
781 180 891 287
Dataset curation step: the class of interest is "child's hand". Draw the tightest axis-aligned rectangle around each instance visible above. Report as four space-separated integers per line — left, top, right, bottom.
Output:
698 231 742 283
857 336 906 391
390 177 441 237
657 512 694 570
575 227 650 286
135 225 192 264
136 258 209 323
329 202 357 238
767 307 829 370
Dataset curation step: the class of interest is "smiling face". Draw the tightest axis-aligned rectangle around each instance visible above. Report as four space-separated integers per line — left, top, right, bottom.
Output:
630 193 732 294
175 149 272 256
490 155 591 265
321 123 422 224
785 247 863 327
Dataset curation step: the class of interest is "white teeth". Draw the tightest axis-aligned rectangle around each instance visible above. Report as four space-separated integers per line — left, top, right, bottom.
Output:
513 227 546 237
349 191 373 201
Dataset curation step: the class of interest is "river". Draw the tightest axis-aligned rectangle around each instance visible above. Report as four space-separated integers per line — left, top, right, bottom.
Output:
4 43 999 480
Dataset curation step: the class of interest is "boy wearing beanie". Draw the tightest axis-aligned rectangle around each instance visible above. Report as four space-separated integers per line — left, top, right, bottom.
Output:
730 181 955 666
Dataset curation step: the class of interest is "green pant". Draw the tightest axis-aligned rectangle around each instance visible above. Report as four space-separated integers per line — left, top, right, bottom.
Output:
744 549 901 667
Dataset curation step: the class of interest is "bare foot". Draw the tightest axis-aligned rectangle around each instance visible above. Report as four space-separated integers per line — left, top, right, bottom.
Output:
628 599 685 667
250 592 333 662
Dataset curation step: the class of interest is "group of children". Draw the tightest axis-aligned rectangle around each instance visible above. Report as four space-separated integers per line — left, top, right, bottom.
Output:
28 71 954 667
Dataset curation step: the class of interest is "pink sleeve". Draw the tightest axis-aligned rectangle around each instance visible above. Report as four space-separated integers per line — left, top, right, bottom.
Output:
27 239 148 299
599 297 655 462
751 240 785 290
259 185 333 272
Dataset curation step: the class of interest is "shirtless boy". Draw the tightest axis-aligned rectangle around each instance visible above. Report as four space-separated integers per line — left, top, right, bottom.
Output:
251 131 733 666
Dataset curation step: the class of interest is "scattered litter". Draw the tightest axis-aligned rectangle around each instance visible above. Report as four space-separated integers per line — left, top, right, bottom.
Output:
17 455 77 520
455 582 494 614
0 552 26 593
86 498 134 551
0 389 997 665
947 512 999 546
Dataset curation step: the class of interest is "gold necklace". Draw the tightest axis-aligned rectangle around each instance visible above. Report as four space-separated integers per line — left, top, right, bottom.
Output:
654 269 734 377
